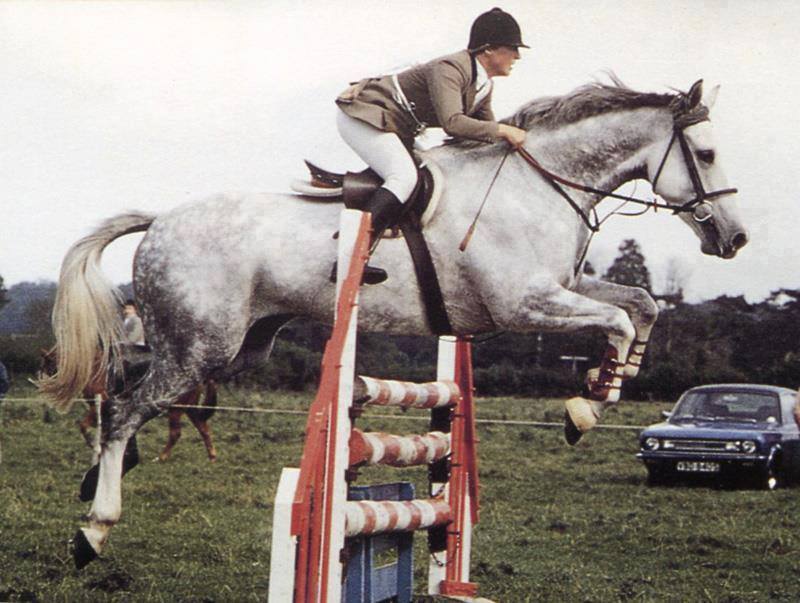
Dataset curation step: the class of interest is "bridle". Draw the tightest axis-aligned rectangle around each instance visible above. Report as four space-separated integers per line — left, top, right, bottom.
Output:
515 107 738 233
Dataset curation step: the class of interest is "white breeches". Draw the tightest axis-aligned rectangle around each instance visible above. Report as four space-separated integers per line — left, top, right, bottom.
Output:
336 110 417 202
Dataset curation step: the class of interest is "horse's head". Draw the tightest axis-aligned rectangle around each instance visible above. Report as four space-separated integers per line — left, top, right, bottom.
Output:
647 80 747 259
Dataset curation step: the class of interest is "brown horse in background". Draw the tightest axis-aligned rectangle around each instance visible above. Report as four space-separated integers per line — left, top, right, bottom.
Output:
39 348 219 462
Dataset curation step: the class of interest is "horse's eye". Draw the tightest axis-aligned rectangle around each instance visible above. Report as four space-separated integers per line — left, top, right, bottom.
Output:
696 149 715 165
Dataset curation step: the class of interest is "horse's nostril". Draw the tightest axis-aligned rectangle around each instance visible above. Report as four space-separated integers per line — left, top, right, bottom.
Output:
732 232 748 249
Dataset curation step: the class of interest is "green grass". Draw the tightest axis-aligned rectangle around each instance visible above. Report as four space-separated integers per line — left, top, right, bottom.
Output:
2 385 800 602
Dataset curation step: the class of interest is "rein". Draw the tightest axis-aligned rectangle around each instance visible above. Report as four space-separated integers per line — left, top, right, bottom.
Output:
514 120 738 232
458 108 739 257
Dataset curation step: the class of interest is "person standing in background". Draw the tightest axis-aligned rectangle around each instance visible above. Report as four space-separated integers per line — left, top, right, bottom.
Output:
123 299 146 347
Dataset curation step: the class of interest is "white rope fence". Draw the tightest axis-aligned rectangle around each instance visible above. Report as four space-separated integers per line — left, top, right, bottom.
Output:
0 393 648 467
0 395 647 430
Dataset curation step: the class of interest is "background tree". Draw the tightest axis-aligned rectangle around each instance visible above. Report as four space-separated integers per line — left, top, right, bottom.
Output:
603 239 652 292
0 275 8 311
23 284 57 338
658 256 690 306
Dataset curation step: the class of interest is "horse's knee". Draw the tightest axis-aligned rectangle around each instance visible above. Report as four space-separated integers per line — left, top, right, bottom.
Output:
607 308 636 346
630 287 659 325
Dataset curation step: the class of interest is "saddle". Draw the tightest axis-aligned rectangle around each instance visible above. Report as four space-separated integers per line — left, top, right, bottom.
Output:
296 161 439 235
292 161 452 335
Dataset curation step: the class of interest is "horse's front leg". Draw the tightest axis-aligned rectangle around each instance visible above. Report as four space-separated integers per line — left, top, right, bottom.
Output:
575 276 659 381
490 278 636 441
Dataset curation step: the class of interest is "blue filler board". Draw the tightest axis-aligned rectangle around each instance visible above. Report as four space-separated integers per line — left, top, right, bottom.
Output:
343 482 415 603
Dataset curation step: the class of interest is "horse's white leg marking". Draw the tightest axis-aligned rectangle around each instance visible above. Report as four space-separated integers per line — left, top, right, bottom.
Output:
575 277 659 380
79 438 126 556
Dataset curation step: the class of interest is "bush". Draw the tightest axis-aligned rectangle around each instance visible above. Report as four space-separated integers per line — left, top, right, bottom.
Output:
0 334 52 378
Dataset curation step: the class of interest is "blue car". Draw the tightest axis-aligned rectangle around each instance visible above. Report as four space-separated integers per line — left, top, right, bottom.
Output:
637 384 800 489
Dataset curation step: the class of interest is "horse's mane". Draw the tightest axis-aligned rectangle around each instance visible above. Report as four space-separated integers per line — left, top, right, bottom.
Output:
504 76 684 130
449 77 706 150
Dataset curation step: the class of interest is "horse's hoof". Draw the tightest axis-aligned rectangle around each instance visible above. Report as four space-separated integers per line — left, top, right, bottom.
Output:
564 397 598 446
564 411 583 446
79 464 99 502
73 529 99 569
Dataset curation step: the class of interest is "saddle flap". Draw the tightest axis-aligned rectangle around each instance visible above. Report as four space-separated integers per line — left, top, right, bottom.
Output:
342 169 383 210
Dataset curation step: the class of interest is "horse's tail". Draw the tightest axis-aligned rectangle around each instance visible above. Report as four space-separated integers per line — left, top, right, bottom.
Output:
38 212 157 411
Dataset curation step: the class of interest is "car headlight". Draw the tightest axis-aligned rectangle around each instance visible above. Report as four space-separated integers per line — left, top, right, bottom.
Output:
741 440 757 454
643 437 660 451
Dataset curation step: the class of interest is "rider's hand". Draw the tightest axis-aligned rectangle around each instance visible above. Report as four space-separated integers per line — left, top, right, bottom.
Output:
498 124 527 149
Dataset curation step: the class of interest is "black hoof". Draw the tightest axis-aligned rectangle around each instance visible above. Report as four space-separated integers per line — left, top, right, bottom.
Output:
73 530 98 570
564 411 583 446
79 464 99 502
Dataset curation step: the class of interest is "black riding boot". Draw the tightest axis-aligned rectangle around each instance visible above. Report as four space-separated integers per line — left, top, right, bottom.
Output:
330 188 405 285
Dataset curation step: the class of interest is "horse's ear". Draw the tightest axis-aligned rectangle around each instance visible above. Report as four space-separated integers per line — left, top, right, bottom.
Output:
687 79 703 108
703 84 720 110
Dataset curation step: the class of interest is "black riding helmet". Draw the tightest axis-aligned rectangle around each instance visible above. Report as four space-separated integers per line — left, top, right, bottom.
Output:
468 7 529 52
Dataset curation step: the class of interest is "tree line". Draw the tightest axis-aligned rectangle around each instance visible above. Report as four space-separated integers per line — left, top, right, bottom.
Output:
2 240 798 400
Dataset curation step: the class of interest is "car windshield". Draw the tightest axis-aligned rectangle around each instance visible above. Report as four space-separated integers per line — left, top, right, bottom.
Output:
670 390 782 424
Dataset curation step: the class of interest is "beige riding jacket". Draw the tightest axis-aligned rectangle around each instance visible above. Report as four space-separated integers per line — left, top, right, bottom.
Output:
336 50 500 144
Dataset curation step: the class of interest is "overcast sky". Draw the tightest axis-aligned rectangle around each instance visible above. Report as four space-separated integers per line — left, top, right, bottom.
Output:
1 0 798 302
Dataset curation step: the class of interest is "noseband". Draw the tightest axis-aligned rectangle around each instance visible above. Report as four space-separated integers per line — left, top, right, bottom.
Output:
515 109 739 231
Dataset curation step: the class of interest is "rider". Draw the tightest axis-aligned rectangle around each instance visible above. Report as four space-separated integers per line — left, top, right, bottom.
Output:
334 7 529 284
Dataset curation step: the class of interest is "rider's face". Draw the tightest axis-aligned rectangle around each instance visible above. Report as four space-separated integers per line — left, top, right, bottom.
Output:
483 45 520 77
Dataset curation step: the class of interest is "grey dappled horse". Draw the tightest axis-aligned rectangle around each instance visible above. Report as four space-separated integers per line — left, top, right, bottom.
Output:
42 79 747 567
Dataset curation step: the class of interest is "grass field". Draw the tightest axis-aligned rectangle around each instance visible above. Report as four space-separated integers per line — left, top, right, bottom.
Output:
2 384 800 602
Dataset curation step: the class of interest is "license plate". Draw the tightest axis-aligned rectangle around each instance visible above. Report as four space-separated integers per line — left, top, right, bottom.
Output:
676 461 720 473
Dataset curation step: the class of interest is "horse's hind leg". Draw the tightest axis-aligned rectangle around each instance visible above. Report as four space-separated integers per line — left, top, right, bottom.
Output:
73 314 292 568
158 384 217 462
193 418 217 462
73 368 196 569
77 403 96 449
90 394 104 465
186 385 218 462
157 409 184 462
